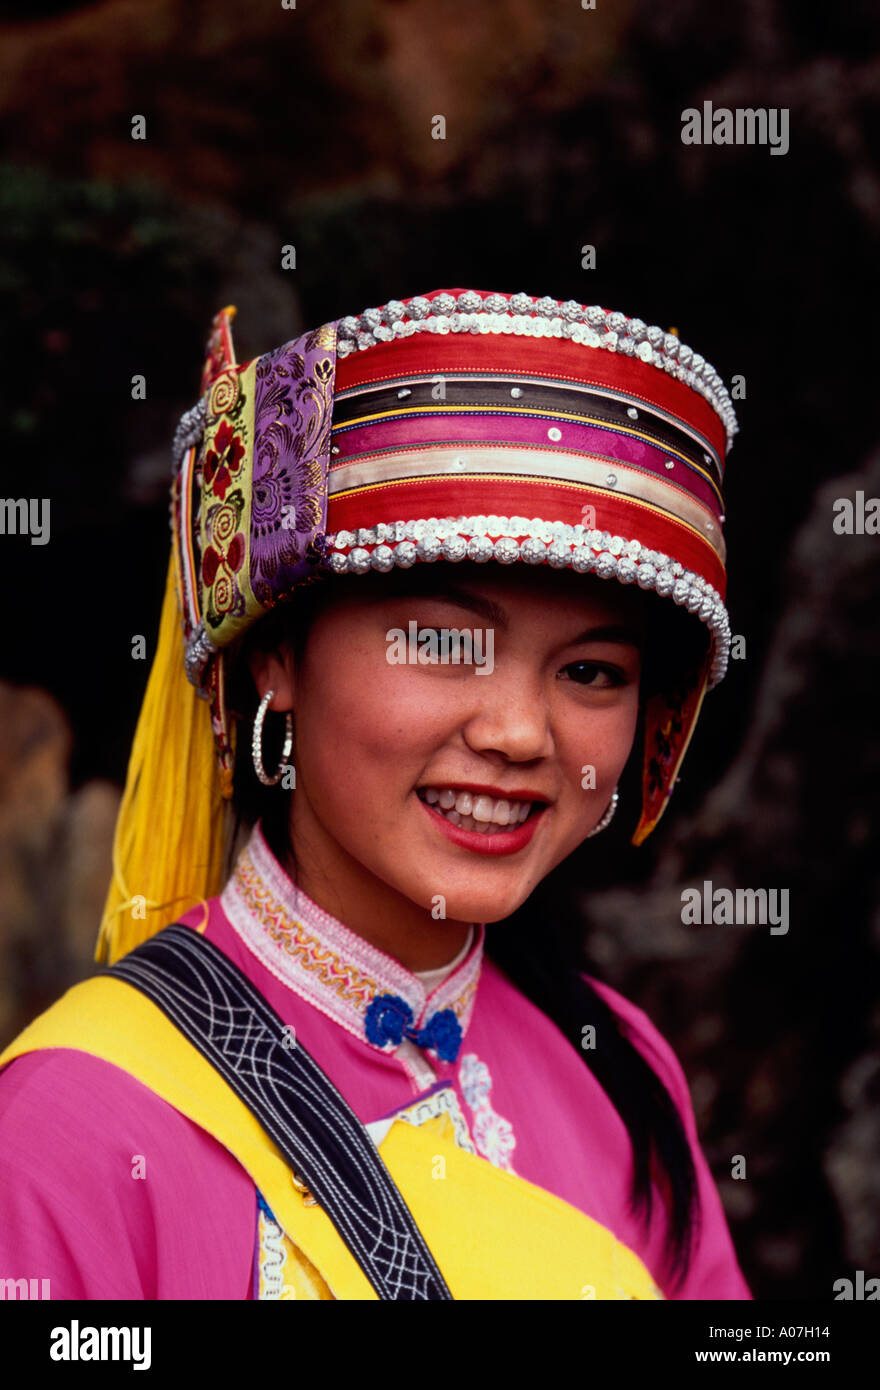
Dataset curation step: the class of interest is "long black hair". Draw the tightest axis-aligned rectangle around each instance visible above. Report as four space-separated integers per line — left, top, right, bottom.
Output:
227 566 707 1290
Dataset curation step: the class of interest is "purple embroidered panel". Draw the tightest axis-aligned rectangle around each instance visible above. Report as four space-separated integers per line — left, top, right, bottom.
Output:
250 325 337 606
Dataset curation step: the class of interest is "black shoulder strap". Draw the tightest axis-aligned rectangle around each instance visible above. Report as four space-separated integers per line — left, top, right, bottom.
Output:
105 924 453 1301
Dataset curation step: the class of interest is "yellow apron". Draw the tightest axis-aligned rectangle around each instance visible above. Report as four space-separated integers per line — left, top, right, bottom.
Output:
0 976 664 1301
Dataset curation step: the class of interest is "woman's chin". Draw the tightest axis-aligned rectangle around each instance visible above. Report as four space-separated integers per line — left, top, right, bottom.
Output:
412 883 535 927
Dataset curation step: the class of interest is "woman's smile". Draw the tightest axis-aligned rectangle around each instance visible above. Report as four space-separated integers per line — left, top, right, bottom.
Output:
415 782 550 854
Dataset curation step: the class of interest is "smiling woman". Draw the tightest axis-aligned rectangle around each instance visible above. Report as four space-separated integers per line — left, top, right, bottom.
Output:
0 288 750 1300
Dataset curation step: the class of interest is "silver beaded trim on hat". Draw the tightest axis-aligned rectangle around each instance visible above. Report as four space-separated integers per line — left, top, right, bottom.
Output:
172 398 207 472
184 622 219 693
335 291 738 452
324 517 731 687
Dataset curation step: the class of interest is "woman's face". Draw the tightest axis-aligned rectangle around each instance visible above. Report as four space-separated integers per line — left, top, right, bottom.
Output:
253 563 644 937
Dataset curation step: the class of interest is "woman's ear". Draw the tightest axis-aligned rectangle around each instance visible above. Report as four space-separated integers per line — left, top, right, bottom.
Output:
248 646 297 712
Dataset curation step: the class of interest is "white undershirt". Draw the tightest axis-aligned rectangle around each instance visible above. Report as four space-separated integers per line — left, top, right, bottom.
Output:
412 926 475 993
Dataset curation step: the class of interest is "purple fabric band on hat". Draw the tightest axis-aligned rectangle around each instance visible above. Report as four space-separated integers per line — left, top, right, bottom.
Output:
250 329 337 606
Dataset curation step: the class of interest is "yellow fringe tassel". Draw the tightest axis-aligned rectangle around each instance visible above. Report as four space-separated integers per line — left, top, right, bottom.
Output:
96 553 231 965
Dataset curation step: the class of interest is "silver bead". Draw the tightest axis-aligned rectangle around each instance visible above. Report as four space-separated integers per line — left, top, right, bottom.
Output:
333 529 355 549
594 553 618 579
328 551 349 574
371 544 395 572
432 293 455 315
397 387 412 399
520 537 547 564
646 325 663 347
510 292 533 315
338 315 361 338
560 299 583 322
493 537 519 564
548 426 562 442
636 563 657 589
416 535 442 562
407 296 431 320
394 540 417 568
360 308 383 331
348 547 372 574
665 460 675 471
547 540 570 568
585 305 606 327
628 318 647 340
456 291 482 313
606 473 618 487
466 536 494 562
442 535 468 562
616 557 637 583
535 296 559 317
510 386 524 398
608 311 627 332
384 300 406 323
571 546 595 573
626 407 639 420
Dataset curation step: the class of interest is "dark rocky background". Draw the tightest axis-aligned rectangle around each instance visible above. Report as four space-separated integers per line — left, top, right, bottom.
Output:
0 0 877 1299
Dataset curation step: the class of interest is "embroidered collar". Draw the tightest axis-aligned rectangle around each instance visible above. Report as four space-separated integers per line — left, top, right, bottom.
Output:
221 824 484 1056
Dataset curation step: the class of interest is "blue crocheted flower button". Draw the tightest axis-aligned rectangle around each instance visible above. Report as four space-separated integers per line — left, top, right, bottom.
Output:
364 993 413 1048
418 1008 463 1064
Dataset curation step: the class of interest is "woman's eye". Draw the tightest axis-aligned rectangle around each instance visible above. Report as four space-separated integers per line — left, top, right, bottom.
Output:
559 661 624 688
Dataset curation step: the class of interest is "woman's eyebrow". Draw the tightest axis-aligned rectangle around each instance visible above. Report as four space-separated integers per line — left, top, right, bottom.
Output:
389 585 508 627
567 623 643 647
385 586 642 647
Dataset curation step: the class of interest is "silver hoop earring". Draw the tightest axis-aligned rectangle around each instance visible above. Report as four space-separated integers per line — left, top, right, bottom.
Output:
586 786 619 838
252 690 294 787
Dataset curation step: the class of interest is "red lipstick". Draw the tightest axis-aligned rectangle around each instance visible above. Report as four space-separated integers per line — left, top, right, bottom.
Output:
417 796 547 857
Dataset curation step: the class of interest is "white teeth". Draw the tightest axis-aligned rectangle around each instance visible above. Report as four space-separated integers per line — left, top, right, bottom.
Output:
419 786 541 833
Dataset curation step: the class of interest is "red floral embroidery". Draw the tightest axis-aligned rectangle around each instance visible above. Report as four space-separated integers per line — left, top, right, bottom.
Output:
203 419 246 502
202 545 221 588
226 532 245 573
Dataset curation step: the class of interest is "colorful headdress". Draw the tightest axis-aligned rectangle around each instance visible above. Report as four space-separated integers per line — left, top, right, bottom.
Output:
98 288 737 963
